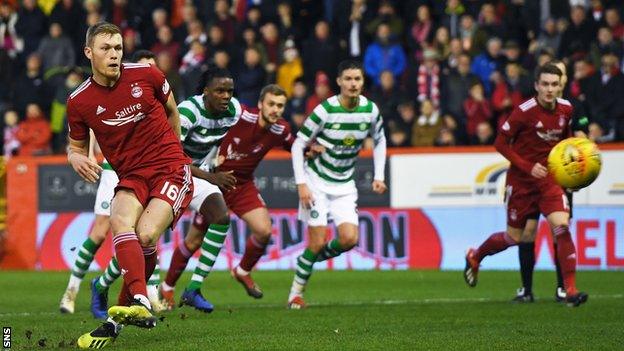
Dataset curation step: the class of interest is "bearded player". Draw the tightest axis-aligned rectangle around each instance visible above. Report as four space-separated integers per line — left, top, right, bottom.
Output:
463 64 588 307
67 22 193 348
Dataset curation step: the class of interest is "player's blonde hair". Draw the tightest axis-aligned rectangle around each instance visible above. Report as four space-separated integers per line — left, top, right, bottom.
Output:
85 22 121 48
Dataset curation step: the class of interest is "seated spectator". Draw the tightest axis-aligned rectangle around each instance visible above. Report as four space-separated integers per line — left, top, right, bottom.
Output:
50 67 83 153
3 109 20 157
364 23 406 87
157 52 185 102
463 81 493 140
213 49 232 71
368 70 402 124
491 62 532 127
470 37 505 95
417 49 442 108
471 121 495 145
37 22 75 73
277 39 303 97
434 128 457 146
589 27 624 68
284 78 308 131
179 39 206 75
387 100 415 147
151 26 180 69
535 18 561 56
365 0 404 38
237 47 267 106
605 7 624 41
305 72 333 115
16 103 51 156
412 99 443 147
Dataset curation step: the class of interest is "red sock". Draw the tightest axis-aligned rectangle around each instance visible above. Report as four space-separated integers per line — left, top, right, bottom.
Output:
239 235 268 272
165 241 196 287
143 245 158 281
476 231 517 262
113 232 147 298
554 225 577 295
118 282 131 306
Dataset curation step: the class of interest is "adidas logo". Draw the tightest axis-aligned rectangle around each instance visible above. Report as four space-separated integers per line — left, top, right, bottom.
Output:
535 121 543 128
567 253 576 260
97 105 106 115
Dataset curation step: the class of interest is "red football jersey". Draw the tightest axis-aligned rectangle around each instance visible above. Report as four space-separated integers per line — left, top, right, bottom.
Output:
217 110 294 183
497 97 573 181
67 63 190 177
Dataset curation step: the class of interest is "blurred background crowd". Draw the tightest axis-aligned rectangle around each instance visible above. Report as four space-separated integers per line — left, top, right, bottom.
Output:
2 0 624 158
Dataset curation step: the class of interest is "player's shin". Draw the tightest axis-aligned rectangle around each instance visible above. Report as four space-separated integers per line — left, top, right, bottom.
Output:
289 248 319 301
553 225 578 295
238 235 269 273
475 231 518 262
112 232 148 305
69 237 101 290
518 242 535 294
186 223 230 291
315 239 346 262
164 241 196 290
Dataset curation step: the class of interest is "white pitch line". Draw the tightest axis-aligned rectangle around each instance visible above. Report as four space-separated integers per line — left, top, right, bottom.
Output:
1 294 622 317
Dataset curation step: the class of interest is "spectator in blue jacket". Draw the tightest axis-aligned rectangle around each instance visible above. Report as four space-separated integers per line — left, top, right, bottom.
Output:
470 37 504 95
364 23 406 87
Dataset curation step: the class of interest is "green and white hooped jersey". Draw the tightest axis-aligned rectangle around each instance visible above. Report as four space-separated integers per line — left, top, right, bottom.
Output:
298 95 384 184
178 95 242 170
102 158 113 171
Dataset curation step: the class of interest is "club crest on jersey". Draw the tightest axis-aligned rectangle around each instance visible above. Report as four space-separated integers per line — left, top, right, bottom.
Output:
130 83 143 98
343 134 356 146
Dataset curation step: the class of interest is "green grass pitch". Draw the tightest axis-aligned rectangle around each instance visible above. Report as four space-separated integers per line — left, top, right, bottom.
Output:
1 270 623 350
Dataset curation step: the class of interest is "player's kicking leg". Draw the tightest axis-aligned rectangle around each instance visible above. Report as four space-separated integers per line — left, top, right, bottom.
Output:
464 226 522 287
546 211 588 307
287 225 325 309
231 207 273 299
60 214 110 314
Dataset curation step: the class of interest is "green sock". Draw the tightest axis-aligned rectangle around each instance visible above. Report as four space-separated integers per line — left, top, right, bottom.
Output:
96 257 120 292
148 264 160 287
71 237 100 279
316 239 345 262
293 248 319 290
186 223 229 291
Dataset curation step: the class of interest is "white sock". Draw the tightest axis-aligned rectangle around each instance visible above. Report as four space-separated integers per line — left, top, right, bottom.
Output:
161 282 174 292
146 285 159 300
236 266 250 276
67 275 82 291
106 317 123 333
288 282 304 302
134 294 152 310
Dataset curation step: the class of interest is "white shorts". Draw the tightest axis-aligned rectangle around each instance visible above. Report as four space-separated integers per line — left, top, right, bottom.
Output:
94 169 119 216
188 176 222 212
298 185 358 227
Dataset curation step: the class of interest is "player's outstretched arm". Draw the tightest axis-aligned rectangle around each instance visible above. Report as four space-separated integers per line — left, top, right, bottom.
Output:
164 94 181 138
68 137 102 183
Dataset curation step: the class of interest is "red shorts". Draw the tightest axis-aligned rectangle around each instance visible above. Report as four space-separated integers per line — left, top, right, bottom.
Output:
505 176 569 228
223 181 266 218
116 163 193 228
192 181 265 233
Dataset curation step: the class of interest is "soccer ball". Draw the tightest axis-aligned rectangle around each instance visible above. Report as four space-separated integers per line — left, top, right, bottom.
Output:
547 137 602 189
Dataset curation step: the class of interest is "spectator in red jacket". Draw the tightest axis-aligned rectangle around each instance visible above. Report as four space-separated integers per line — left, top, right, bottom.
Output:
305 71 333 115
463 81 493 139
16 103 51 156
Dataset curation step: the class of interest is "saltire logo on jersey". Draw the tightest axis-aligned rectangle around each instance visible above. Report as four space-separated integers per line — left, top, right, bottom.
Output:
102 112 146 126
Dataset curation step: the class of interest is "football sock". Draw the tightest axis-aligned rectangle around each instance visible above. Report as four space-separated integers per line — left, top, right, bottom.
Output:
68 237 101 290
186 224 229 291
553 243 565 289
518 242 535 294
475 231 517 262
96 257 120 293
147 263 161 287
238 235 268 272
164 241 196 289
112 232 147 298
553 225 578 295
289 248 318 300
316 239 345 262
143 246 158 282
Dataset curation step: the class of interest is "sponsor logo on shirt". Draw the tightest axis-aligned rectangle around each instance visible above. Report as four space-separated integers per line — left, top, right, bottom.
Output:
536 129 563 142
103 103 145 126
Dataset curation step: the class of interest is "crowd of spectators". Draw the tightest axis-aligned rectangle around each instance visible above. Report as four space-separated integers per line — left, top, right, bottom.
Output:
2 0 624 157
